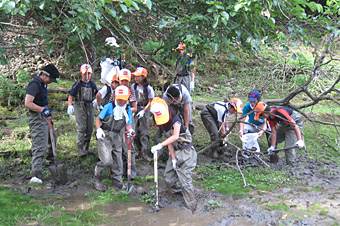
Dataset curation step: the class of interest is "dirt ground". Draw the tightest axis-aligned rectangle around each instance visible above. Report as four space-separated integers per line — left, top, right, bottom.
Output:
1 149 340 226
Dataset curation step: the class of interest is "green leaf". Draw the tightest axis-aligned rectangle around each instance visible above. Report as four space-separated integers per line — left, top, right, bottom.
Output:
213 43 219 53
27 36 35 44
38 0 45 10
4 1 16 14
124 25 131 32
27 21 33 26
292 53 296 60
131 1 139 10
221 11 229 21
292 42 298 47
234 3 243 12
107 8 116 17
145 0 152 10
125 0 132 7
46 43 54 55
121 4 128 13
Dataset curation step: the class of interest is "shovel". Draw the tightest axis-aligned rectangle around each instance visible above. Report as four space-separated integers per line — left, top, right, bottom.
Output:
125 131 135 193
153 150 160 212
45 115 68 185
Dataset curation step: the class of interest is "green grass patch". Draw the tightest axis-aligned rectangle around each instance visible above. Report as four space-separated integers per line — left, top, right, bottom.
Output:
87 189 135 204
0 186 53 225
196 164 291 196
266 202 290 211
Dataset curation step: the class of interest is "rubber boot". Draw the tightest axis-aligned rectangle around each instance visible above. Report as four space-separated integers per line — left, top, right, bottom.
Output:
211 149 218 159
112 179 123 189
141 149 152 162
183 189 197 213
92 175 107 192
84 142 96 156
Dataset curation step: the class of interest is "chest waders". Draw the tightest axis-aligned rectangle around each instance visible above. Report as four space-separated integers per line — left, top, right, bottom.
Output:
163 127 197 212
74 84 95 156
94 113 127 191
101 84 112 106
134 88 152 161
174 60 191 92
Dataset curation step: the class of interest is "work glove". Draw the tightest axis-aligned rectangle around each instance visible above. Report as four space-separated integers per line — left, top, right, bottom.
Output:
296 140 305 148
97 105 104 111
136 110 145 119
67 105 74 115
172 158 178 169
96 128 105 140
190 81 195 91
42 107 52 117
151 143 163 154
92 99 98 108
223 136 228 145
127 128 135 138
267 146 276 155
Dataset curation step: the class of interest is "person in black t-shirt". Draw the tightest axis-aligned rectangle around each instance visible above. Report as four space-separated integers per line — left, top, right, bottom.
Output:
25 64 59 184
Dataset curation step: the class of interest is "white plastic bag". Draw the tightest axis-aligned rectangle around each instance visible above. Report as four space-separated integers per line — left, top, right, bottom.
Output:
241 133 260 158
100 58 120 85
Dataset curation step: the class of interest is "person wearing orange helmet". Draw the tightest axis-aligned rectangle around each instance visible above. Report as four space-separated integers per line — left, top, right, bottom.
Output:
254 103 304 165
150 97 197 213
131 67 155 161
67 64 98 157
174 42 195 92
201 98 243 158
93 85 134 191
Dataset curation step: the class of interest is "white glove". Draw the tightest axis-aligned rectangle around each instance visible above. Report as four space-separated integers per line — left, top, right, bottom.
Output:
267 146 276 155
151 143 163 154
127 128 135 138
136 110 145 119
96 128 105 140
223 136 228 145
190 81 194 91
67 105 74 115
296 140 305 148
97 105 104 111
92 99 98 108
172 159 178 169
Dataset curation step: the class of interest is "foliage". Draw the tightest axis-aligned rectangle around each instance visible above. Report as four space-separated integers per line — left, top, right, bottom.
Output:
16 69 31 83
88 189 134 204
206 199 223 211
139 186 155 206
0 75 26 108
196 164 291 196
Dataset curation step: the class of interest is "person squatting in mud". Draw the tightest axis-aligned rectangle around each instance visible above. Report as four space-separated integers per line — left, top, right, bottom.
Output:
93 85 134 191
254 102 305 165
25 64 60 184
67 64 98 157
130 67 155 162
150 97 197 213
200 98 243 159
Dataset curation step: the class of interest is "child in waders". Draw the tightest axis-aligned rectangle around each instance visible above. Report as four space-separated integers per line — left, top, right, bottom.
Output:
67 64 98 157
131 67 155 161
150 97 197 213
112 69 139 178
93 85 134 191
254 103 305 166
200 98 243 158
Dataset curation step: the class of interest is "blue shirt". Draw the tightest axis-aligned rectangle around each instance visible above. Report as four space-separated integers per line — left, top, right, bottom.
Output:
99 102 132 125
242 102 265 126
69 80 98 96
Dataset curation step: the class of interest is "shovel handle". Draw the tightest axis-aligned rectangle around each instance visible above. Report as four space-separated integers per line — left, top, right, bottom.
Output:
124 131 135 150
44 115 57 165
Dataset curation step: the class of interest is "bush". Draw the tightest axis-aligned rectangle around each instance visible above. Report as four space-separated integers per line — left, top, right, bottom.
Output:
0 75 26 107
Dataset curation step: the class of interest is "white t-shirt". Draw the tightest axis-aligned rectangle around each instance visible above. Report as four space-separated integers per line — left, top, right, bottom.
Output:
214 101 230 123
98 85 113 99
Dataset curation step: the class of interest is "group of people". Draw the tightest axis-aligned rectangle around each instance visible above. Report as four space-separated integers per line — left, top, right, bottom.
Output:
24 41 305 212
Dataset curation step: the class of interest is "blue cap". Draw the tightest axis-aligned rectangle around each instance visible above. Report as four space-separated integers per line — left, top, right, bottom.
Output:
248 91 261 101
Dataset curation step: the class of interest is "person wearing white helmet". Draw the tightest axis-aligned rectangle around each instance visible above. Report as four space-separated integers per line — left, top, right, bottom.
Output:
150 97 197 213
67 64 98 157
174 42 195 92
201 98 243 158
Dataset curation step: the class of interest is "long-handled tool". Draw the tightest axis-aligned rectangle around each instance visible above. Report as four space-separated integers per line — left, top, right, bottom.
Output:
125 131 135 193
45 115 68 185
153 150 160 212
